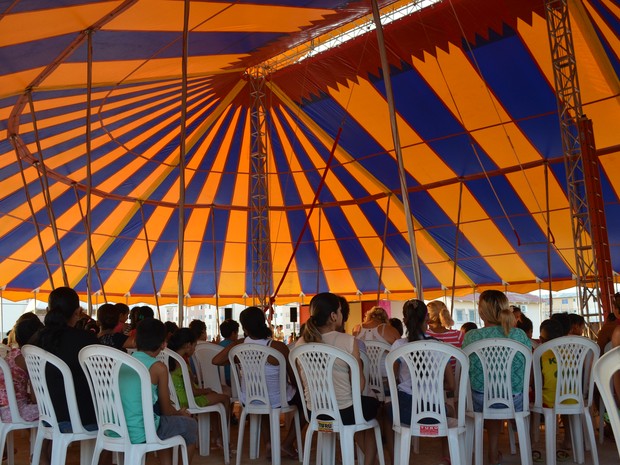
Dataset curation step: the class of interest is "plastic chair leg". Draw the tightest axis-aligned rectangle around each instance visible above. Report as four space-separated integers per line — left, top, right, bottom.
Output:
373 425 385 465
249 414 261 459
474 414 484 465
197 413 211 456
397 429 411 465
80 438 95 465
30 429 44 465
570 414 585 464
507 420 517 455
447 430 463 465
269 411 281 465
219 408 231 465
235 410 248 465
583 412 599 465
515 417 532 465
544 411 556 465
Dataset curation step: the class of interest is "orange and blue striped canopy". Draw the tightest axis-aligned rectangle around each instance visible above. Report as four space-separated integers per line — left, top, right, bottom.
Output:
1 0 619 305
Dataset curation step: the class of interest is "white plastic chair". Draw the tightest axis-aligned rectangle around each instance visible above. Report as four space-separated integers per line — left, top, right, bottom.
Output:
385 340 470 465
593 345 620 458
159 348 230 462
463 338 532 465
78 345 189 465
289 343 385 465
22 344 96 465
532 336 599 465
229 343 303 465
0 356 37 465
364 340 391 402
598 341 613 444
192 344 237 439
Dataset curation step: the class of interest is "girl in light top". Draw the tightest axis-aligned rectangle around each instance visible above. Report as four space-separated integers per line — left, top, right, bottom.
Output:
426 300 464 349
352 306 401 345
297 293 380 465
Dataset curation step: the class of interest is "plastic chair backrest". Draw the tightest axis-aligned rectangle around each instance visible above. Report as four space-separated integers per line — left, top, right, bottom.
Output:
462 338 532 413
22 344 89 433
229 343 290 409
155 349 180 407
364 340 391 401
79 345 160 443
532 335 599 409
386 340 469 433
0 356 30 425
593 345 620 456
192 343 225 393
289 343 365 431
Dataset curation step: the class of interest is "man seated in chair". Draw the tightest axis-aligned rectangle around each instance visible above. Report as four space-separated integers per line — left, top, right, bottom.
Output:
120 318 198 465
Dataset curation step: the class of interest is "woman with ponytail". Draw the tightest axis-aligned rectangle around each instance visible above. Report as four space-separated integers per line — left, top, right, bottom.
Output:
29 286 99 431
297 293 379 465
426 300 464 349
461 290 531 465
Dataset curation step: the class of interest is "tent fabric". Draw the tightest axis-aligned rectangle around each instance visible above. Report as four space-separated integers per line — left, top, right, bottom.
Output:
0 0 619 305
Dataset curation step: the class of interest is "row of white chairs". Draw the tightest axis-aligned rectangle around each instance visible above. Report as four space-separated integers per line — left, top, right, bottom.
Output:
1 337 619 465
296 336 610 465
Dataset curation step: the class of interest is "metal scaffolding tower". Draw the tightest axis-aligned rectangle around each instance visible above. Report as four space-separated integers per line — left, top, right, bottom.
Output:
544 0 615 337
248 68 273 310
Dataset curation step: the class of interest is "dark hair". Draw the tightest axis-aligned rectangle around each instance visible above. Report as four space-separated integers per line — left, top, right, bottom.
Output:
220 319 240 339
14 317 43 346
338 295 350 323
403 299 428 342
568 313 585 328
135 318 166 352
516 315 533 335
97 304 120 331
115 303 130 317
389 317 404 337
239 307 271 339
166 328 196 371
164 321 179 337
303 292 340 343
460 322 478 333
550 312 571 336
540 318 563 342
33 287 80 354
188 319 206 339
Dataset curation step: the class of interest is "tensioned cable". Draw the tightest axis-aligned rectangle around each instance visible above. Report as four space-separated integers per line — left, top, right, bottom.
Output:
27 92 69 287
177 0 191 324
545 162 554 313
139 202 160 318
450 180 464 314
315 207 322 295
85 30 94 314
271 23 374 303
446 0 552 237
11 142 55 289
71 185 107 303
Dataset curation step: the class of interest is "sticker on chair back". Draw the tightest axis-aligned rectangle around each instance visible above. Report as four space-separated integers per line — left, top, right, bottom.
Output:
420 425 439 436
318 420 334 432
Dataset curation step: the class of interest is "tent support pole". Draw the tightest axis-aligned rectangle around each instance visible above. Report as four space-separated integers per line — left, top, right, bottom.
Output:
85 29 94 314
450 181 464 314
71 186 107 303
26 93 68 287
377 195 391 301
544 162 553 314
211 208 220 324
139 203 160 318
12 142 55 289
370 0 422 299
177 0 190 325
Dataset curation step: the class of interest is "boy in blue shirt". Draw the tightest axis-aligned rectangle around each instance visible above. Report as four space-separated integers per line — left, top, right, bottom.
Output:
120 318 198 464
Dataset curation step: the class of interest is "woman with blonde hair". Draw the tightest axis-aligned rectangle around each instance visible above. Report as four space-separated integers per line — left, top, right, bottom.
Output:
352 305 400 345
426 300 464 349
462 290 531 465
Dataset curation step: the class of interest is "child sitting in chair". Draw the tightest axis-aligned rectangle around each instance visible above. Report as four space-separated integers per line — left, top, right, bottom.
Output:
120 318 198 465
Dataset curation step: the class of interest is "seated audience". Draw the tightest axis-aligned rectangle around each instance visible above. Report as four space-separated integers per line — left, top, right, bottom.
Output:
97 303 128 351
